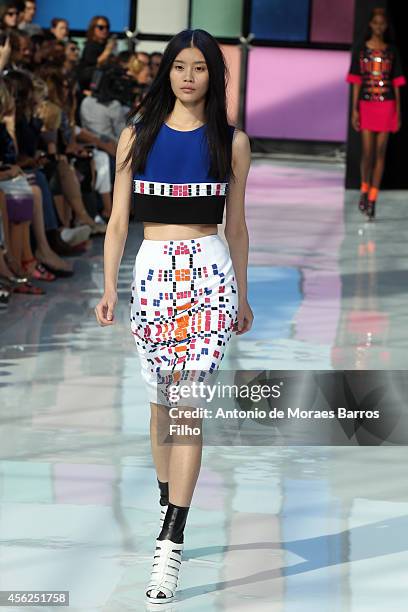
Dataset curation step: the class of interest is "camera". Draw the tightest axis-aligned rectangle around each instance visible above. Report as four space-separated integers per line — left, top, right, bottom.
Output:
89 64 136 106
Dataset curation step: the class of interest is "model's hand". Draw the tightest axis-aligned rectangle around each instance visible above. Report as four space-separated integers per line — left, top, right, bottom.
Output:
352 109 360 131
233 299 254 335
95 290 118 326
396 113 402 132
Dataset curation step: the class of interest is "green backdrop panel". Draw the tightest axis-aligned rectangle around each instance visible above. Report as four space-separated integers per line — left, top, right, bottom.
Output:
190 0 243 38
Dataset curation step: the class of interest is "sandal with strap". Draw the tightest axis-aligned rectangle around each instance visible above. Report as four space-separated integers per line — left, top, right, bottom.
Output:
12 280 46 295
358 192 368 215
22 258 56 281
366 199 376 220
145 538 184 604
159 504 168 531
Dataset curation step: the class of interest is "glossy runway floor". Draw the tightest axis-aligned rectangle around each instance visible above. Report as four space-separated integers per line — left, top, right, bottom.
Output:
1 158 408 611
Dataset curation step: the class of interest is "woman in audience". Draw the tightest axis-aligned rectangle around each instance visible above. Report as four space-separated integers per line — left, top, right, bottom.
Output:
0 78 49 294
4 69 74 275
78 16 115 90
50 18 69 42
36 67 106 234
0 2 22 32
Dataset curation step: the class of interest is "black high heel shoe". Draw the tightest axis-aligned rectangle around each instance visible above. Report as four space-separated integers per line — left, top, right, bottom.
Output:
358 192 368 215
366 199 376 220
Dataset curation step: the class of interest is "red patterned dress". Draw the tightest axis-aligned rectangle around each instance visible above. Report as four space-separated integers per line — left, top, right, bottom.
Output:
346 44 406 132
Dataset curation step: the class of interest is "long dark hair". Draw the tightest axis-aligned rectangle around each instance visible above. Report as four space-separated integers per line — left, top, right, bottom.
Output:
364 7 395 44
122 29 233 181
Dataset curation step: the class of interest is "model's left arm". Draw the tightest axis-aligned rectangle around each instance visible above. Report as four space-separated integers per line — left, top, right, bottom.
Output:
391 46 406 131
224 129 254 335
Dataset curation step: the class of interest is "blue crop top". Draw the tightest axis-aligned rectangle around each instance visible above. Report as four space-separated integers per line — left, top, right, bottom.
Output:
132 122 235 224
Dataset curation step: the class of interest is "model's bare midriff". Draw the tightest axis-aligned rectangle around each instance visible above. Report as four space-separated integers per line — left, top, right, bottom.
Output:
143 222 218 240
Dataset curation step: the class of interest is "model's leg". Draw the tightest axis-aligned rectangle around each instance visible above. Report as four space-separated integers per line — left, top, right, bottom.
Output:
371 131 389 188
358 130 375 213
146 404 202 601
367 131 389 218
361 129 375 185
150 401 171 483
167 407 203 508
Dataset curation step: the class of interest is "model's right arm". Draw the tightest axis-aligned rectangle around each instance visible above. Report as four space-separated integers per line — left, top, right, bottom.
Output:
95 125 135 326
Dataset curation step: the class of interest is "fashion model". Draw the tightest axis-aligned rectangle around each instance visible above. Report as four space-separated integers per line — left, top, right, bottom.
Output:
346 7 406 220
94 29 253 604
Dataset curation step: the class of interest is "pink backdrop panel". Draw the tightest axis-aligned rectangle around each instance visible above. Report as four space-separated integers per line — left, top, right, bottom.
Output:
220 44 241 125
311 0 355 44
246 47 351 141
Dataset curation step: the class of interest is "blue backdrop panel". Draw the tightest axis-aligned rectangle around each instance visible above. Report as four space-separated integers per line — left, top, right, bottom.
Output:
250 0 310 41
35 0 130 32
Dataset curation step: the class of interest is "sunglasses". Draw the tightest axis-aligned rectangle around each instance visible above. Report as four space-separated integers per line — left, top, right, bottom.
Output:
95 24 109 30
6 10 19 16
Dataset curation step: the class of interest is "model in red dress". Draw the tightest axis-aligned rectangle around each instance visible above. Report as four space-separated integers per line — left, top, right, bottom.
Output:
346 8 406 219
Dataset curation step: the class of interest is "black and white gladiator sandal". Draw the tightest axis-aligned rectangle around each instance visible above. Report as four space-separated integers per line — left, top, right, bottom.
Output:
145 538 184 603
159 504 168 530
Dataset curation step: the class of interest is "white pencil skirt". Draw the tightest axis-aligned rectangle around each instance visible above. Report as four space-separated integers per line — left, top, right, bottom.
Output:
129 234 239 403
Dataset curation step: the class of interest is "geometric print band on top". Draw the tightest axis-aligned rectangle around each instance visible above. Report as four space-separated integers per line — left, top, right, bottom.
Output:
133 179 229 197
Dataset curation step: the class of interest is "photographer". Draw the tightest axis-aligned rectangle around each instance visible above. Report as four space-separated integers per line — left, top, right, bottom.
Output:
79 64 131 144
79 64 135 221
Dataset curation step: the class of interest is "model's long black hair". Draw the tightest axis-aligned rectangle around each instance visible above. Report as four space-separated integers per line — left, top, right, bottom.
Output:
122 29 233 181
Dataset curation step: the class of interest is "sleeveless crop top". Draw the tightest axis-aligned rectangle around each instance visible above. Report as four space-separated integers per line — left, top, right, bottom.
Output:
132 122 235 224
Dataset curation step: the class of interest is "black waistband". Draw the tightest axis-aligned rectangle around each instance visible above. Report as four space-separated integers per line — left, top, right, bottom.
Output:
132 194 226 224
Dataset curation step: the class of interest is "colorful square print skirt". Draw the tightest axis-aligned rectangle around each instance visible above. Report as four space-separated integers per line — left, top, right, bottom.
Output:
130 234 238 403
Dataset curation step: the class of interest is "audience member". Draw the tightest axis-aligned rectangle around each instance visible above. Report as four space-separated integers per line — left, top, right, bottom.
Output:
0 12 158 307
50 18 69 42
18 0 43 36
78 16 115 90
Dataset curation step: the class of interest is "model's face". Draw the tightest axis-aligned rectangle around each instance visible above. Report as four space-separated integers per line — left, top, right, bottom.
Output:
370 14 387 37
24 1 35 22
52 20 68 41
170 46 209 103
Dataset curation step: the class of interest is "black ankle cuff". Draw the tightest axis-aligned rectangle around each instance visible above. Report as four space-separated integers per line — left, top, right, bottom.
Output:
158 502 190 543
157 478 169 506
